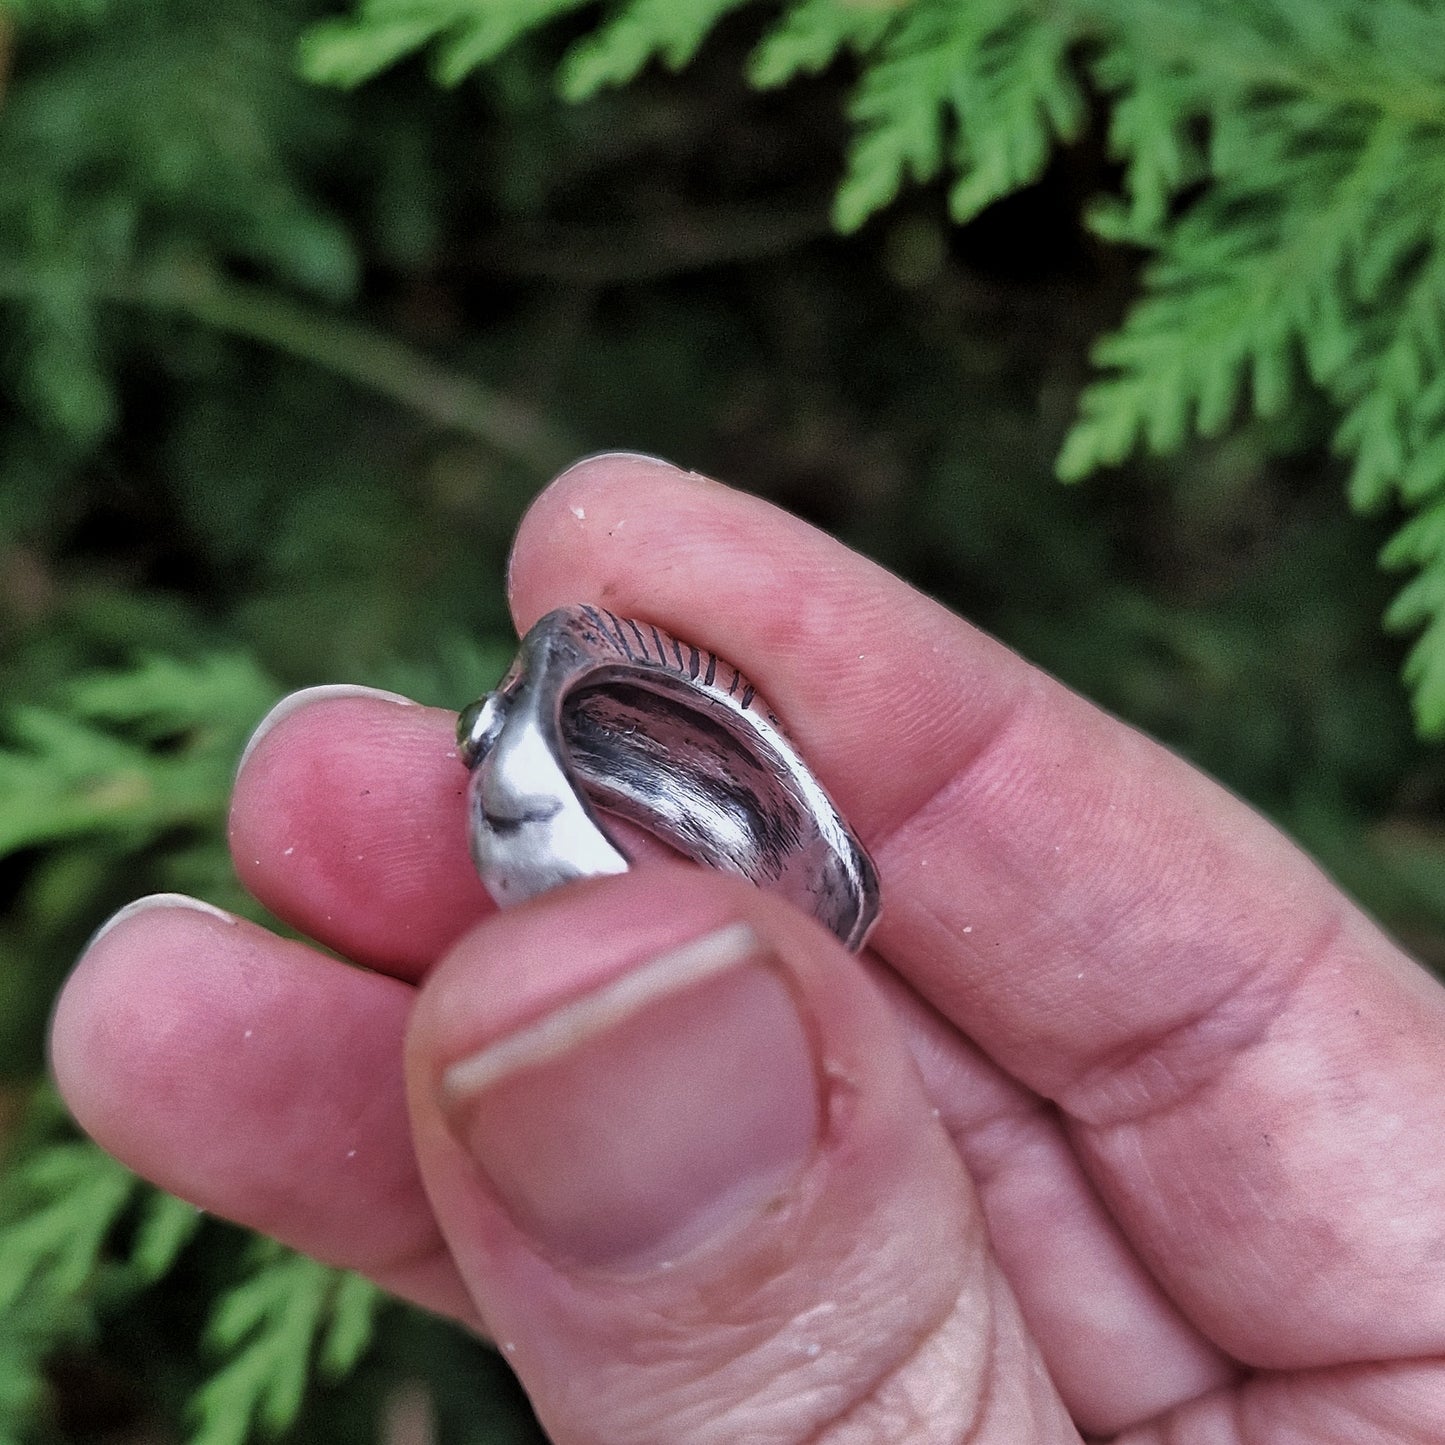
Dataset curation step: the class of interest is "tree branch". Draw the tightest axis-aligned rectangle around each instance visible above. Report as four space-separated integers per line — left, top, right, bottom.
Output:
0 263 575 473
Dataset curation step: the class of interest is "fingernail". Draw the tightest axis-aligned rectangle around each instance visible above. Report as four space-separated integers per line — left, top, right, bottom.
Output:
85 892 237 953
556 450 678 476
552 451 718 487
236 684 417 777
440 923 820 1270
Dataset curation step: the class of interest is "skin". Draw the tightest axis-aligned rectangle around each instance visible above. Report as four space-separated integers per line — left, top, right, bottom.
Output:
49 455 1445 1442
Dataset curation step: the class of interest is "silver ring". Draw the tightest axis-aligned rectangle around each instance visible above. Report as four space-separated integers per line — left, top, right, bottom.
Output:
457 604 880 950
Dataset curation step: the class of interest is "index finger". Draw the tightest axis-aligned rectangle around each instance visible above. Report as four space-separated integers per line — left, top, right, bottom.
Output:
508 454 1445 1370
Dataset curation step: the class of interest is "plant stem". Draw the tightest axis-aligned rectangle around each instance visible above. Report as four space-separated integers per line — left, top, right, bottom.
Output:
0 264 575 473
470 201 830 286
141 268 575 472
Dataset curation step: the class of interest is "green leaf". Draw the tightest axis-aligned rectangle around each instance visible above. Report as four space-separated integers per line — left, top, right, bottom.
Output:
1381 499 1445 571
0 655 278 859
128 1189 205 1286
1061 104 1435 483
190 1245 383 1445
1399 607 1445 736
559 0 753 101
747 0 896 90
0 1141 138 1314
944 13 1084 224
834 0 1082 234
297 16 451 89
299 0 595 91
319 1270 385 1378
1089 44 1201 241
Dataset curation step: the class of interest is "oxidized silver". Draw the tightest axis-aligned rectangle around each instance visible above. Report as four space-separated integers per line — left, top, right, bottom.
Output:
457 604 880 950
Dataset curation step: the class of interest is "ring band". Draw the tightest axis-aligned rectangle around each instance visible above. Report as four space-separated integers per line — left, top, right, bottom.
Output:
457 604 880 950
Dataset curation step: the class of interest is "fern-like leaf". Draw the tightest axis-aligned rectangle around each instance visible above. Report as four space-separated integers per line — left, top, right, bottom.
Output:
0 654 277 858
1336 246 1445 511
0 1141 138 1314
834 0 1083 233
1060 104 1411 477
1382 498 1445 734
0 1097 207 1443
1087 41 1202 242
1061 0 1445 732
190 1243 383 1445
746 0 896 91
298 0 594 90
129 1188 207 1286
559 0 755 101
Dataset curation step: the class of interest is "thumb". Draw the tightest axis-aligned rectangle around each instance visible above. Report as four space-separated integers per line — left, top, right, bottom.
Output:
407 865 1076 1444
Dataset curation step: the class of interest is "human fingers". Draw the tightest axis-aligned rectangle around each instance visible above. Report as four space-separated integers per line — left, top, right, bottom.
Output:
49 896 476 1322
229 688 681 979
408 862 1078 1445
506 455 1445 1369
1110 1359 1445 1444
228 688 494 979
864 963 1234 1432
228 693 1231 1432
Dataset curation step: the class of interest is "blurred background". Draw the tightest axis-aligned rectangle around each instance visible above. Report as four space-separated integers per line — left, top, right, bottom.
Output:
2 1 1443 1441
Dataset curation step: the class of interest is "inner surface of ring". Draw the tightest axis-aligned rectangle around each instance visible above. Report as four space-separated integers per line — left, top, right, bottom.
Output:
560 679 809 885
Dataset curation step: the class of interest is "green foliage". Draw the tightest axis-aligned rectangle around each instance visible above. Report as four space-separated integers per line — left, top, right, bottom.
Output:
298 0 1445 735
1061 0 1445 734
834 0 1084 231
0 654 277 859
1 0 361 446
1382 499 1445 733
745 0 894 89
192 1244 382 1445
299 0 593 90
130 1187 211 1286
0 1096 181 1442
0 1093 382 1445
564 0 758 99
0 1134 138 1316
300 0 757 96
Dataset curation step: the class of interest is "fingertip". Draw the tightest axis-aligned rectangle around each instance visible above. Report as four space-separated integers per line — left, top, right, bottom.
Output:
51 897 238 1146
229 693 492 976
236 683 420 781
437 922 820 1272
83 891 238 954
507 452 716 619
48 899 463 1305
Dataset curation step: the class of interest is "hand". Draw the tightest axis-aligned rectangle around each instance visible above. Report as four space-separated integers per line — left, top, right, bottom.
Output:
51 455 1445 1443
